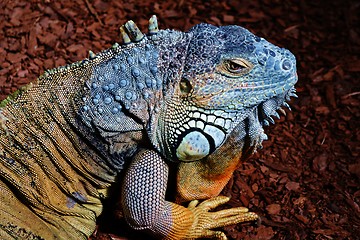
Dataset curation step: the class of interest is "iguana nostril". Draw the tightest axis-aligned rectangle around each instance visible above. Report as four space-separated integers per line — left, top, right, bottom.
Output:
282 59 292 70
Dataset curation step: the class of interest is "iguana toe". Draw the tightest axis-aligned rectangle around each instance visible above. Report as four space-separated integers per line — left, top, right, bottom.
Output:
184 196 259 239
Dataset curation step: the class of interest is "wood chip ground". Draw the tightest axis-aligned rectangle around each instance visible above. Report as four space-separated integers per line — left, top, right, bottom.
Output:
1 0 359 239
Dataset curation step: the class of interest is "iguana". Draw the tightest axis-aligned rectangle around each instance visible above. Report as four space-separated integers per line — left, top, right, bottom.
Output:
0 16 297 240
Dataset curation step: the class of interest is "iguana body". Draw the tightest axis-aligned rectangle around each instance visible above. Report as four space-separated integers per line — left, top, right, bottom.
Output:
0 16 297 239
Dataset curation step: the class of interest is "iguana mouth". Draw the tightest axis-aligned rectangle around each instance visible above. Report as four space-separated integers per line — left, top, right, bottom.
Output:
257 86 297 126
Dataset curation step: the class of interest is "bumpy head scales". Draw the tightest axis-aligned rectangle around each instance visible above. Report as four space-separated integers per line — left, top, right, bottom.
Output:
182 23 297 110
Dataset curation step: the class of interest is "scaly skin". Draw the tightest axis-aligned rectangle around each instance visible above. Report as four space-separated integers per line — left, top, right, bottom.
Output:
0 16 297 239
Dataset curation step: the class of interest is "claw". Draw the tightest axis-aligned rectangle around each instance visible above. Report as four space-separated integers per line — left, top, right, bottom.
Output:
290 92 298 98
263 119 269 126
273 111 280 119
188 199 199 208
279 108 287 116
262 132 268 141
283 102 291 110
124 20 144 42
268 116 275 124
214 231 227 240
148 15 159 34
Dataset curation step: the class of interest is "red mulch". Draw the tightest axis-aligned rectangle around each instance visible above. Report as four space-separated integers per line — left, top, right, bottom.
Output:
1 0 359 239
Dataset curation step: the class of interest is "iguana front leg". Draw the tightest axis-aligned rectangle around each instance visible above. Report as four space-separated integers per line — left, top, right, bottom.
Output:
121 149 258 239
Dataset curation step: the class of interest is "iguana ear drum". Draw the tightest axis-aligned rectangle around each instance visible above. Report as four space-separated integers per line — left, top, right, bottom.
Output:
175 129 216 162
179 78 192 95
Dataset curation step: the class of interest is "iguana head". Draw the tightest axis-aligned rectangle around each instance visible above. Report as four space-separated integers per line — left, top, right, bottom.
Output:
153 20 298 162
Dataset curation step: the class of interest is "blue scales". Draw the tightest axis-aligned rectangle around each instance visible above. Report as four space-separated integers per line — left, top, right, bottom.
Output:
79 40 162 132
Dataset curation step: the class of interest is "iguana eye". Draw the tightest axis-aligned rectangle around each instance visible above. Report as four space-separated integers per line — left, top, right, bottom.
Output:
226 60 246 72
217 59 253 77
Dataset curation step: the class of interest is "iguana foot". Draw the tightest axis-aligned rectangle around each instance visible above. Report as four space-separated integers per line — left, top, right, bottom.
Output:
184 196 259 240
